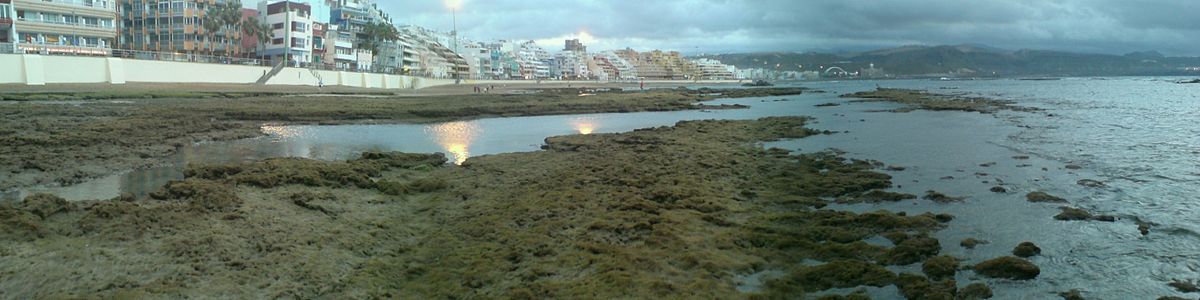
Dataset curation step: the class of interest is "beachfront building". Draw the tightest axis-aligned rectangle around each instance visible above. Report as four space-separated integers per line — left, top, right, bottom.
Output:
257 0 312 66
309 21 324 65
118 0 244 56
10 0 117 54
596 51 637 80
323 24 354 69
692 58 734 80
1 0 14 44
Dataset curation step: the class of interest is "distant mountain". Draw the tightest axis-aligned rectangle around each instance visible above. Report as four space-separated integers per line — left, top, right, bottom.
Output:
695 45 1200 77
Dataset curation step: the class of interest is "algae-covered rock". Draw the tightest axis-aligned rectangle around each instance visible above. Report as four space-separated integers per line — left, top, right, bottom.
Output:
1026 191 1068 203
839 190 917 204
922 255 959 280
816 290 871 300
150 179 241 211
1169 279 1199 293
895 273 956 300
958 282 993 299
1054 207 1093 221
20 193 74 219
1012 242 1041 258
1059 289 1085 300
0 204 45 240
923 190 964 203
768 260 897 292
1076 179 1106 188
882 236 941 265
960 238 988 249
974 256 1040 280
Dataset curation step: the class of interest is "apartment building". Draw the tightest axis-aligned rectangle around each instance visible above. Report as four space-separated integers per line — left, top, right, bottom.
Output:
257 0 312 66
692 58 734 80
1 0 13 43
119 0 241 55
11 0 117 52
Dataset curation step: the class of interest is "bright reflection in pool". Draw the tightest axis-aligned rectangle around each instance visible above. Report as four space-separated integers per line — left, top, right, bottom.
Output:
425 121 480 165
571 117 599 135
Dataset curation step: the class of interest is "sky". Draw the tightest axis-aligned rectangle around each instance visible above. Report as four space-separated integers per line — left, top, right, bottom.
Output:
254 0 1200 56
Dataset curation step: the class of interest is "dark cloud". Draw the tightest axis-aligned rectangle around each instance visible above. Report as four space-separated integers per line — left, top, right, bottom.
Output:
355 0 1200 55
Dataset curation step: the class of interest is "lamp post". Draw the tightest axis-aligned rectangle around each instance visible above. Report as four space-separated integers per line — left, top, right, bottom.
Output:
445 0 461 80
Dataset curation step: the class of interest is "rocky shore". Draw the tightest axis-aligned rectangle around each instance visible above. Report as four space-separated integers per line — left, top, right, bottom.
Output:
0 110 1032 298
0 87 803 190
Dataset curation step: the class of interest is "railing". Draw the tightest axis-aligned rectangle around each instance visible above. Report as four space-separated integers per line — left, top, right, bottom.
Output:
24 0 115 10
16 17 116 30
0 42 500 81
0 42 268 66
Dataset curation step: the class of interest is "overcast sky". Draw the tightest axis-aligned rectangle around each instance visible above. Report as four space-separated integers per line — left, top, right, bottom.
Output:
266 0 1200 56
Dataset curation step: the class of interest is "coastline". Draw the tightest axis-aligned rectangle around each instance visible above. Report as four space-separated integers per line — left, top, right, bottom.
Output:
0 86 803 191
0 114 993 298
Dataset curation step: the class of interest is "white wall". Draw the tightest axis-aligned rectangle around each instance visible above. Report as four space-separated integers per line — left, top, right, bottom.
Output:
0 55 25 84
124 59 270 83
0 53 464 89
43 56 111 84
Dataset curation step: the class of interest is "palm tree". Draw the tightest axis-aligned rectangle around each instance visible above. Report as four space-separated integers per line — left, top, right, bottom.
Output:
201 1 247 57
218 1 243 57
201 4 224 56
358 22 400 58
243 16 273 59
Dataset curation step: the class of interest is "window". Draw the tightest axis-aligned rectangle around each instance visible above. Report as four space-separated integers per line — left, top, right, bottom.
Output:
272 23 283 30
272 38 283 45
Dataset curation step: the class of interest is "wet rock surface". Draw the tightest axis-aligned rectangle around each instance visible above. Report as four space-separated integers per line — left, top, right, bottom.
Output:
0 117 971 298
974 256 1041 280
1012 242 1042 258
1027 191 1068 203
842 88 1039 113
960 238 989 249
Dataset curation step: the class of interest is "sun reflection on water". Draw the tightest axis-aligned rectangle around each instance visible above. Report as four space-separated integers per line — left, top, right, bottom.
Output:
261 125 304 138
426 121 480 165
571 117 599 135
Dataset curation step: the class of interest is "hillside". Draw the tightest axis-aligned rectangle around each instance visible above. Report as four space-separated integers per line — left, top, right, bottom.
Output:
696 45 1200 77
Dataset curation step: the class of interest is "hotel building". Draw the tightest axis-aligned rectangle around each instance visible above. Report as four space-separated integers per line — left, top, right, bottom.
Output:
118 0 242 55
10 0 117 52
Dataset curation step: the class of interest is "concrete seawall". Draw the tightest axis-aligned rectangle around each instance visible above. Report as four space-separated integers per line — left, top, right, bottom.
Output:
0 54 456 89
1 54 742 90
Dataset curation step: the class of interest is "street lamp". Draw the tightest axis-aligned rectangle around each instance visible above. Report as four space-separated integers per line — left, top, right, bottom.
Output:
445 0 462 80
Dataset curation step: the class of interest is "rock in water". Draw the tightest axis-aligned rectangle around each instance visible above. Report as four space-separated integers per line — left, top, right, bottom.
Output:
921 255 958 280
1077 179 1106 188
974 256 1040 280
1012 242 1042 258
961 238 989 249
1027 191 1068 203
958 282 994 299
1059 289 1085 300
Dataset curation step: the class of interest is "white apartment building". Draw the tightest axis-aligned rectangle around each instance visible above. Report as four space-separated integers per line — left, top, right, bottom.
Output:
258 0 313 66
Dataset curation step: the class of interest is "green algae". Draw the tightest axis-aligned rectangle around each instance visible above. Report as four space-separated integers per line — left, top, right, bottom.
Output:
922 255 959 280
895 273 956 300
1012 241 1042 258
0 117 960 298
974 256 1040 280
842 88 1037 113
1027 191 1068 203
959 282 994 299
